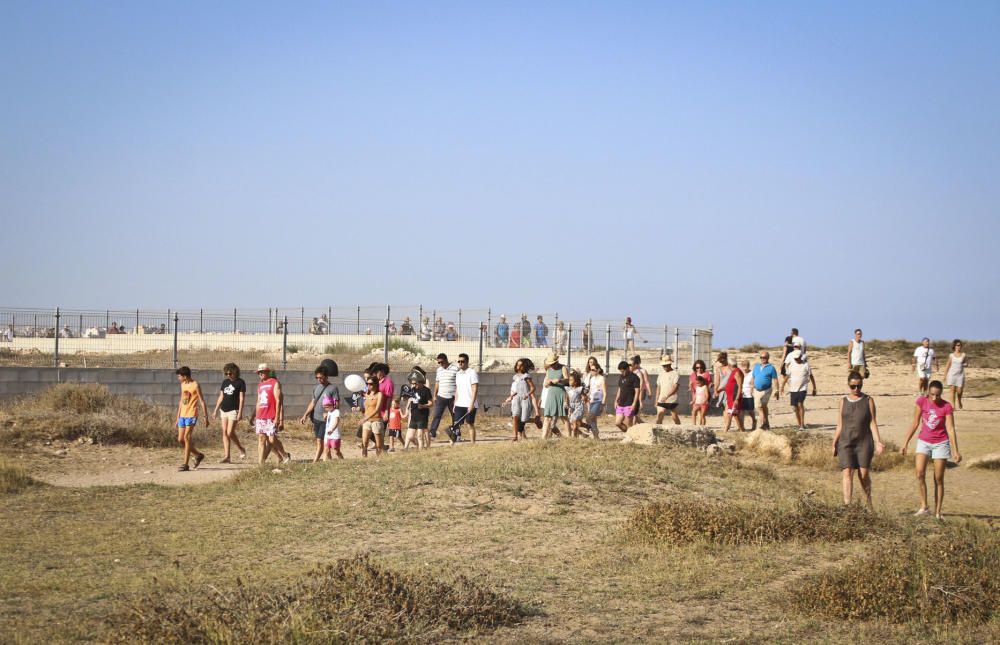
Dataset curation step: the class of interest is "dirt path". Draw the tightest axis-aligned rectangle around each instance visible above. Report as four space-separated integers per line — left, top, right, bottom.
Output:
14 350 1000 507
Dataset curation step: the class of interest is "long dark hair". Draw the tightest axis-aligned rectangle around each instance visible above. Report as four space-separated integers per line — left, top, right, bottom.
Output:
692 359 707 372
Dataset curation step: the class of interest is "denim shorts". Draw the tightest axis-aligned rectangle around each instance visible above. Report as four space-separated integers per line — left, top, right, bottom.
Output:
916 438 951 460
589 401 604 417
312 419 326 440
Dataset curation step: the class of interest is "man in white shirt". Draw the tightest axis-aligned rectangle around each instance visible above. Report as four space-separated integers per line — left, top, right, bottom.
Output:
790 327 807 358
782 350 817 430
451 353 479 444
431 353 459 441
912 338 937 395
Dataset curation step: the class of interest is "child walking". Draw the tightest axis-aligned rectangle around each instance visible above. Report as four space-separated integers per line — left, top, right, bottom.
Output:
387 398 403 452
175 366 209 472
322 396 343 460
566 371 589 437
692 376 709 426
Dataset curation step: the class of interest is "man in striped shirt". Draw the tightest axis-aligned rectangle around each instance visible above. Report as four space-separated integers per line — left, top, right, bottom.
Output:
430 353 460 441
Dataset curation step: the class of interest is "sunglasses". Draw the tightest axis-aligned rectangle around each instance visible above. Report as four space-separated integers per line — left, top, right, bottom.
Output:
849 383 862 390
366 380 377 385
457 359 468 364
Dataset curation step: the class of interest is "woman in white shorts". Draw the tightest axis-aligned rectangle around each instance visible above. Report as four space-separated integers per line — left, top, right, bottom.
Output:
901 380 962 520
211 363 247 462
943 339 968 410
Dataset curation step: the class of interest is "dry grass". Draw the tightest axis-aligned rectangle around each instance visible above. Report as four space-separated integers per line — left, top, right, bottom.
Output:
110 555 531 644
782 430 909 472
791 522 1000 624
0 456 40 494
624 495 896 545
1 383 175 447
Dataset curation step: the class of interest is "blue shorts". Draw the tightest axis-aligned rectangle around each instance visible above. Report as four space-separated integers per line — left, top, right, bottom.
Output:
178 417 197 428
789 391 807 406
741 396 754 411
312 419 326 440
916 439 951 460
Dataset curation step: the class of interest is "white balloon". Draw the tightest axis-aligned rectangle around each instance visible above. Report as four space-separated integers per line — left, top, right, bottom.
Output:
344 373 366 393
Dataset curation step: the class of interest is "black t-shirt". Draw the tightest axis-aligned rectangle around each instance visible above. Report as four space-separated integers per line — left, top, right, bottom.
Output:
220 378 246 413
617 373 640 407
408 385 432 421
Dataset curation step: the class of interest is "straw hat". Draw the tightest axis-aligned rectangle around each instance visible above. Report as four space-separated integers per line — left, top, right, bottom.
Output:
256 363 272 374
544 352 559 367
660 355 673 366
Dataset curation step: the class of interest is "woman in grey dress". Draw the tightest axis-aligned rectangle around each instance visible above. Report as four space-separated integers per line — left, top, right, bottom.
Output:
832 370 886 509
943 339 968 410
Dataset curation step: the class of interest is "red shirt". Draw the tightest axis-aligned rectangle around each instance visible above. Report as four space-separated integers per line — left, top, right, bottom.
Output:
257 377 278 421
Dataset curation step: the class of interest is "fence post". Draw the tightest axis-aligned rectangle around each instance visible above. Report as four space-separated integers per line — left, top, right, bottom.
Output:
78 313 83 336
478 322 484 372
54 307 61 368
356 306 361 334
199 308 204 334
431 310 436 339
418 305 423 332
662 325 668 358
604 324 611 374
166 309 170 334
233 308 237 334
282 316 289 369
567 324 572 370
487 308 492 348
173 313 179 369
587 318 593 352
458 309 462 335
692 329 699 365
300 307 304 335
327 306 332 334
105 310 109 331
383 308 390 365
135 309 139 333
674 328 681 368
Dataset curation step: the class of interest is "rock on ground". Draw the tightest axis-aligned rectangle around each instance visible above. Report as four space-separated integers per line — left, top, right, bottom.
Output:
621 423 731 454
742 428 793 463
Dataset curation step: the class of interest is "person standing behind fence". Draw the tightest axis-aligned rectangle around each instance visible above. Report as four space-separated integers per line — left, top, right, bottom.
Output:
623 317 641 354
555 321 567 353
431 353 459 441
175 366 208 472
534 316 549 348
495 315 509 348
848 329 868 381
420 317 432 341
943 340 967 410
520 315 532 348
255 364 290 464
582 322 592 353
212 363 247 463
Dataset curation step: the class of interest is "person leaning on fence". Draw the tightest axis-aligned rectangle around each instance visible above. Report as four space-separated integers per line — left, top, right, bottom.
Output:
495 315 509 348
534 315 549 347
431 353 459 440
400 317 414 335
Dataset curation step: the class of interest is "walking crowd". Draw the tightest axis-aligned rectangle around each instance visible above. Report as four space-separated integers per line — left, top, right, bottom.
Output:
170 327 970 520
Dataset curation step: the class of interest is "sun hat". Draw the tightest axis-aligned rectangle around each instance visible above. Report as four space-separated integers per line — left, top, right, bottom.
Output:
660 356 673 366
544 352 559 367
256 363 271 373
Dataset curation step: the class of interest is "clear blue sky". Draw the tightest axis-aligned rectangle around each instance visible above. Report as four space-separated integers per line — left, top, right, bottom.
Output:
2 1 999 346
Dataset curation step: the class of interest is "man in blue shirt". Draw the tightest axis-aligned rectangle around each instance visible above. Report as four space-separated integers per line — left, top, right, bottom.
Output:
495 315 509 348
751 351 780 430
534 315 549 348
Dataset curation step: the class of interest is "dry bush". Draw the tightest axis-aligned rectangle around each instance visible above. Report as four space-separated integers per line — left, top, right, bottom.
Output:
2 383 175 447
0 456 40 494
624 495 895 546
110 555 531 644
968 453 1000 471
791 523 1000 624
776 430 907 472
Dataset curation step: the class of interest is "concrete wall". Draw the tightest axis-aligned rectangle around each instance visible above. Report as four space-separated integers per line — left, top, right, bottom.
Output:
0 367 692 416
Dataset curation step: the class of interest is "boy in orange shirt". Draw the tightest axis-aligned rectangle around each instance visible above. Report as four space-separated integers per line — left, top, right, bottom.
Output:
176 366 209 471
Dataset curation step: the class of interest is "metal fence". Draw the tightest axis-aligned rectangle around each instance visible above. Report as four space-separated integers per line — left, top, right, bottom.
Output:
0 306 713 374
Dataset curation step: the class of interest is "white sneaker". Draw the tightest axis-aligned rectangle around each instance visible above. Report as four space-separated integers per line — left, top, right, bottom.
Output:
914 508 930 516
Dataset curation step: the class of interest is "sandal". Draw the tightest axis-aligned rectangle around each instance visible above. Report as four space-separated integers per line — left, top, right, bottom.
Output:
193 454 205 469
178 464 190 472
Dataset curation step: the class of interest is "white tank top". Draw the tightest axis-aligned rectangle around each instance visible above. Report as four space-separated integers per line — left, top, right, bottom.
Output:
850 340 865 365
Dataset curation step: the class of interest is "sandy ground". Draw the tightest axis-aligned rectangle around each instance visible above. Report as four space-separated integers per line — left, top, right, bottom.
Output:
13 349 1000 517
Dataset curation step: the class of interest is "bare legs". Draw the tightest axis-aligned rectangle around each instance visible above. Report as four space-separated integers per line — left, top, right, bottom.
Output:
915 454 948 518
220 416 246 462
177 426 204 467
841 467 873 509
951 385 964 410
